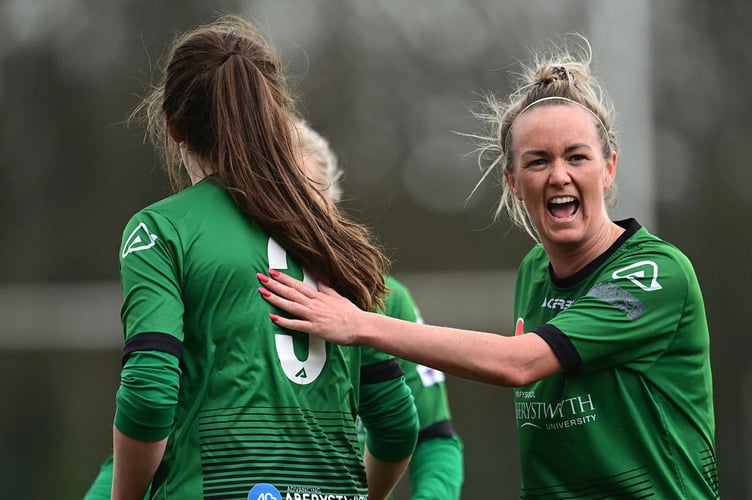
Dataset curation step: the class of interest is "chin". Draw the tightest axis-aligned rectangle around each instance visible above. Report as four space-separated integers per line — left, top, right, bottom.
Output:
541 225 585 246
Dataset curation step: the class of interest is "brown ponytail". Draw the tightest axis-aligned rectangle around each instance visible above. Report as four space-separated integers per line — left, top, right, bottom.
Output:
134 15 389 311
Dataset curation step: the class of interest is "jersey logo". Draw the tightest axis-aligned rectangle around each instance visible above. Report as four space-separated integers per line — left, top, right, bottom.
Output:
121 222 158 259
247 483 282 500
515 317 525 336
540 297 574 310
611 260 662 292
268 237 326 385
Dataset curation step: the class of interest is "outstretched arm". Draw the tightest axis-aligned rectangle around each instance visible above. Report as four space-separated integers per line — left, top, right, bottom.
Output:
257 271 562 387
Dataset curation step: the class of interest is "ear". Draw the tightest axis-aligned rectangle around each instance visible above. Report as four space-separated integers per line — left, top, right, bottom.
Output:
603 150 617 189
166 115 184 144
504 170 522 200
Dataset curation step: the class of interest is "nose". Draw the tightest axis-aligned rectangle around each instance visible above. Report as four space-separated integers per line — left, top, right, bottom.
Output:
548 159 571 186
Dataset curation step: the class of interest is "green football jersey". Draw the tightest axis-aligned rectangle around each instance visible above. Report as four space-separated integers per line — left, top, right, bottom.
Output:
513 219 718 499
116 177 404 500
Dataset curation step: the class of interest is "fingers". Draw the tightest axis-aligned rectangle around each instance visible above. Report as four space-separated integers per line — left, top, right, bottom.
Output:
256 271 324 335
257 270 318 299
256 270 320 320
268 314 315 333
257 285 299 316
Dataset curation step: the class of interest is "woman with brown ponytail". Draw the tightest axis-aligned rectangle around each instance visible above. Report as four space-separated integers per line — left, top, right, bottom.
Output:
102 15 417 500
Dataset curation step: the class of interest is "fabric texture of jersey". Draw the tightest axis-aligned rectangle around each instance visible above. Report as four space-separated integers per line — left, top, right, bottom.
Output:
113 177 414 500
514 218 718 499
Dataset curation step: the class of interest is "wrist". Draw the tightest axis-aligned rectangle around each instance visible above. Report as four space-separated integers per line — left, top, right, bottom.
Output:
353 310 378 346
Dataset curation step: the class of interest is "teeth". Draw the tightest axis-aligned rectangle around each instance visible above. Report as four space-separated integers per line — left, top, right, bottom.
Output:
549 196 576 204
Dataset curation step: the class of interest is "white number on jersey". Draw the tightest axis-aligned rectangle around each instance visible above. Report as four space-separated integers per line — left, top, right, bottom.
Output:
267 238 326 385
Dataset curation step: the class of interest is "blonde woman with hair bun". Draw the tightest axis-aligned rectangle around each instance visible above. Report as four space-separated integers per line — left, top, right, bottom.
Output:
258 37 719 498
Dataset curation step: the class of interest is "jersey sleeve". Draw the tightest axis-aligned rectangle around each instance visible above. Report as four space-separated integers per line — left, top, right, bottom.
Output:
541 250 692 374
119 210 185 345
115 210 184 441
358 359 418 461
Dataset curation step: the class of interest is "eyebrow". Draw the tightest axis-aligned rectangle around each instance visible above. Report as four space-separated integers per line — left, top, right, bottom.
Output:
520 143 593 158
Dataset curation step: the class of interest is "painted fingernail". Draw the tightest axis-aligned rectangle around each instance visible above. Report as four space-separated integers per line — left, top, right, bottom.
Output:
269 313 280 322
257 273 269 283
269 269 280 278
259 287 271 297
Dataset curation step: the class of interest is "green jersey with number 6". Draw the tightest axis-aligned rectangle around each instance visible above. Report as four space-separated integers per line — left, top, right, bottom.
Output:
115 177 415 500
513 219 718 499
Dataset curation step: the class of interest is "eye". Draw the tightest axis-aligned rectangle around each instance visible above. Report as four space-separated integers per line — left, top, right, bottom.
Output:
524 158 547 169
569 153 588 163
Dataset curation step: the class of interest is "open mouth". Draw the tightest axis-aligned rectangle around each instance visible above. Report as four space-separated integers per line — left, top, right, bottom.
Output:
547 196 579 219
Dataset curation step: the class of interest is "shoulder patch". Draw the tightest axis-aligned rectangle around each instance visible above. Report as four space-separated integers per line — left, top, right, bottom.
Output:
611 260 662 292
122 222 159 259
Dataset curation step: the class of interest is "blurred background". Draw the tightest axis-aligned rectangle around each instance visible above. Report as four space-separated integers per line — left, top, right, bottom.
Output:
0 0 749 498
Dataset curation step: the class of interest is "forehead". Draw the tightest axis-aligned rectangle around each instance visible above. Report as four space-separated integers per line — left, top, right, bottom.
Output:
511 103 601 151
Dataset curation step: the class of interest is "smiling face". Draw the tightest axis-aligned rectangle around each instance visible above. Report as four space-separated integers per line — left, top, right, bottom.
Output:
505 103 617 256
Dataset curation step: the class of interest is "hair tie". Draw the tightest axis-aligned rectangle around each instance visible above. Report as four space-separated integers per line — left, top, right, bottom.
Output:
552 66 572 82
221 51 241 63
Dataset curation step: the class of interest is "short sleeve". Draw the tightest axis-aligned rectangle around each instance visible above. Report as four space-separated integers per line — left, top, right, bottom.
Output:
119 211 185 343
547 252 691 373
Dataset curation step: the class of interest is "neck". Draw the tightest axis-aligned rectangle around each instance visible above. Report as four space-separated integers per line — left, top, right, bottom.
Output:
545 220 624 278
181 148 214 185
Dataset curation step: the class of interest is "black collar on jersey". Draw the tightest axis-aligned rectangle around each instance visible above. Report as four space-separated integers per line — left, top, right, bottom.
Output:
549 218 642 289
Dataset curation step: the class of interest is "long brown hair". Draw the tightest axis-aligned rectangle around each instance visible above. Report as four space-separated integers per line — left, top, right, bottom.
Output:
134 15 389 311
